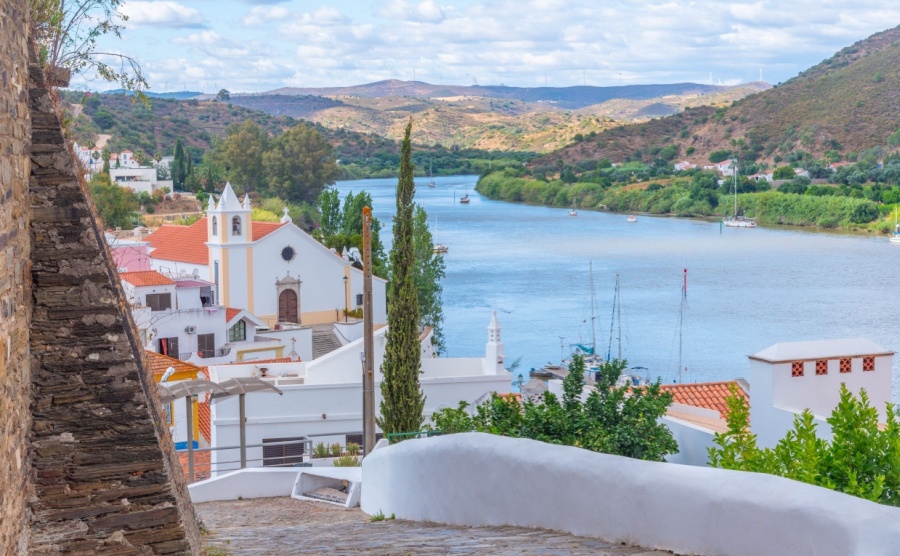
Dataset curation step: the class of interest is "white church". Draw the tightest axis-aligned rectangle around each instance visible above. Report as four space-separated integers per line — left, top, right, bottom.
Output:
145 182 388 329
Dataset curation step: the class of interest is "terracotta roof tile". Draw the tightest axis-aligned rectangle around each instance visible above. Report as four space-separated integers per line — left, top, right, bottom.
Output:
221 357 296 365
226 307 242 322
120 270 175 287
146 218 285 266
145 351 203 378
147 218 209 265
198 400 211 444
660 380 747 418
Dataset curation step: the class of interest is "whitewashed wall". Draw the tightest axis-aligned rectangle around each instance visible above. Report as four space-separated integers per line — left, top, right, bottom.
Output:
362 433 900 556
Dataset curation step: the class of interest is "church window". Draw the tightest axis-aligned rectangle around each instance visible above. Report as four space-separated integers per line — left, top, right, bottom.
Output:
212 216 218 235
232 216 242 236
281 246 295 261
229 320 246 342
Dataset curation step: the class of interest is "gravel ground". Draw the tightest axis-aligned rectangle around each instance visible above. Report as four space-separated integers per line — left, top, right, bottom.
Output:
196 498 676 556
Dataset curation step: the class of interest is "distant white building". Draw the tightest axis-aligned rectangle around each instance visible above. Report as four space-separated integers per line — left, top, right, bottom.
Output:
109 167 172 195
205 311 513 474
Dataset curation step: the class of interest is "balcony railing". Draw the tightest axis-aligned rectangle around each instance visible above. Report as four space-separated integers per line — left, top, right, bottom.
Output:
197 347 232 359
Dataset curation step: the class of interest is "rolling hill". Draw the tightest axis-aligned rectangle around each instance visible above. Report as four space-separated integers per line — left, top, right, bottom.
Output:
535 24 900 167
218 81 766 152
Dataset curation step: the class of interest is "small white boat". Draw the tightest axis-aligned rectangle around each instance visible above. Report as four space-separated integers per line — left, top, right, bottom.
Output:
428 180 436 188
460 192 470 204
626 214 637 223
433 244 449 254
890 208 900 243
724 216 757 228
568 209 578 216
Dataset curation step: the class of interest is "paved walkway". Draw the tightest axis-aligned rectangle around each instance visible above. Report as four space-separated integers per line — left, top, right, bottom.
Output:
196 498 675 555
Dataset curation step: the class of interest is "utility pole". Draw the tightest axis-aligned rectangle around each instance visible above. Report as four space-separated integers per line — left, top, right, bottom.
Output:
362 207 376 455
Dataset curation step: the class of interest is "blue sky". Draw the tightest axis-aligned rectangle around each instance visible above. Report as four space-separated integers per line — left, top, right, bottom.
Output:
80 1 900 93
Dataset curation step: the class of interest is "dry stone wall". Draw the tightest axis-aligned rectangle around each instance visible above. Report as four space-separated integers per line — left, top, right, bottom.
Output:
0 1 33 554
26 44 201 554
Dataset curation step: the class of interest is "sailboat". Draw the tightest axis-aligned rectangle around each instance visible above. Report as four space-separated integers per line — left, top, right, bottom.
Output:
432 215 448 254
428 159 436 187
723 160 757 228
568 203 578 216
459 191 470 204
601 273 648 387
890 207 900 244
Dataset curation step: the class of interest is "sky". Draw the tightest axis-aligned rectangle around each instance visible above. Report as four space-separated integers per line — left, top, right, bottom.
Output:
78 0 900 93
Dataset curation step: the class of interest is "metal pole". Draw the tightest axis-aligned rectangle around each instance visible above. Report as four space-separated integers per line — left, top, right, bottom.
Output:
239 393 246 469
616 273 622 361
362 207 376 455
185 396 194 482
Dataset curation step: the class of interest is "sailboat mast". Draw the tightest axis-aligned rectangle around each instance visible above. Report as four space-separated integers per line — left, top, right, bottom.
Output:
616 273 622 361
733 159 738 217
678 270 687 383
589 262 596 356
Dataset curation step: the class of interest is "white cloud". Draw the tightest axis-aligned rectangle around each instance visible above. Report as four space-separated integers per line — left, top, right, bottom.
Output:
381 0 447 23
122 1 205 28
242 5 289 26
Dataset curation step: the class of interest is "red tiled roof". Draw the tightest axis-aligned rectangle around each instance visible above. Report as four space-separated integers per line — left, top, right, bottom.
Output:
147 218 209 265
145 351 203 378
252 221 284 241
120 270 175 287
198 400 211 444
226 307 242 322
146 218 286 265
220 357 296 365
660 380 747 418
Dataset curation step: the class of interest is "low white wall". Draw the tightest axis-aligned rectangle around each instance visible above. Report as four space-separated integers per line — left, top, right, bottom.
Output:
361 433 900 556
661 415 716 467
189 468 300 503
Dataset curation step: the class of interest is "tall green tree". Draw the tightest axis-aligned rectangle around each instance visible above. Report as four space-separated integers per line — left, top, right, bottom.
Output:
317 188 342 238
412 205 446 352
263 123 339 203
172 139 186 190
379 120 425 435
210 120 269 194
318 190 388 277
88 173 138 228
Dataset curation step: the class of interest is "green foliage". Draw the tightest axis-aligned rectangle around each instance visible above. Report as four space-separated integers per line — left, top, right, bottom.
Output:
709 150 732 163
263 123 339 204
209 120 269 194
318 190 387 277
172 139 186 190
87 173 138 228
369 511 395 522
412 206 447 352
378 120 426 436
708 384 900 506
312 442 330 459
428 355 677 461
772 166 796 180
330 442 342 457
216 89 231 101
332 455 362 467
346 442 361 456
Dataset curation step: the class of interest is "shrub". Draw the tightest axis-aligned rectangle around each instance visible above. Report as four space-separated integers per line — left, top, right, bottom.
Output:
313 442 330 458
709 150 732 163
346 442 360 456
332 455 361 467
330 442 342 457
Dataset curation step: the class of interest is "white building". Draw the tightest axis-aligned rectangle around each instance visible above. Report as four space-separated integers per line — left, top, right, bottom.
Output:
146 182 387 329
205 312 513 475
661 337 894 466
109 166 174 195
120 270 286 366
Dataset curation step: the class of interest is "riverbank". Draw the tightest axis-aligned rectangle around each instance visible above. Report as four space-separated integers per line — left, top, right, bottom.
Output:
475 171 894 233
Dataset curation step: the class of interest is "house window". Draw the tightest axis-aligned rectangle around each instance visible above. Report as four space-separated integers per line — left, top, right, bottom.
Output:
863 357 875 372
840 358 852 374
212 216 217 236
228 320 246 342
158 337 179 357
231 216 241 236
262 437 305 466
146 293 172 311
815 360 828 376
791 361 804 377
197 333 215 358
356 293 364 306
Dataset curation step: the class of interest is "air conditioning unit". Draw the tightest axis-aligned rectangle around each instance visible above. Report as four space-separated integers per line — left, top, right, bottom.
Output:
185 326 197 334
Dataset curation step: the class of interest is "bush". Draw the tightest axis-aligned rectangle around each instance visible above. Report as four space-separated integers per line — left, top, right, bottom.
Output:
332 455 362 467
709 150 732 163
330 442 342 457
313 442 330 458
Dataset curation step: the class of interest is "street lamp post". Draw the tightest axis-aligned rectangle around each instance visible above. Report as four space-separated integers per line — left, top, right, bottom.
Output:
342 275 349 322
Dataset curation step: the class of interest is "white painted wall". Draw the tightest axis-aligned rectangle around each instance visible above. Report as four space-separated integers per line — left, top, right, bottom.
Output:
362 433 900 556
661 412 717 466
255 326 313 362
189 468 301 503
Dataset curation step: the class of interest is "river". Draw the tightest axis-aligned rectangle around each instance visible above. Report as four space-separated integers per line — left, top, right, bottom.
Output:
336 175 900 400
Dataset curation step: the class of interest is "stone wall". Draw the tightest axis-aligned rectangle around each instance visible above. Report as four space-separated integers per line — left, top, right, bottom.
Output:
0 1 33 554
26 45 201 554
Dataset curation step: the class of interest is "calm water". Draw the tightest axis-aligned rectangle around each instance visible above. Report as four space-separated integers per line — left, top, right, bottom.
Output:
336 175 900 400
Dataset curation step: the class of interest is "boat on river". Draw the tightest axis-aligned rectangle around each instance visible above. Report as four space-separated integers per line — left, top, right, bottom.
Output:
460 193 470 204
433 215 448 254
723 159 757 228
627 214 637 223
891 208 900 244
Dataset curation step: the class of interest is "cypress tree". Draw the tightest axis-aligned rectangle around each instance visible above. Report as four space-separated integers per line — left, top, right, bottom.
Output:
172 139 185 190
378 120 425 435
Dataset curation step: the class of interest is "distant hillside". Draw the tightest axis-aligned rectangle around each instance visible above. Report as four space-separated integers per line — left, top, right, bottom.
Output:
102 89 203 100
220 81 766 152
536 25 900 167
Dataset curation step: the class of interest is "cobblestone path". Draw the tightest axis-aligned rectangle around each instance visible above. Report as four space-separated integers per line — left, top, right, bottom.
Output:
196 498 675 555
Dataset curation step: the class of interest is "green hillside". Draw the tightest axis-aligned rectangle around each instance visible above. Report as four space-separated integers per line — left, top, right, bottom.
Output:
536 25 900 168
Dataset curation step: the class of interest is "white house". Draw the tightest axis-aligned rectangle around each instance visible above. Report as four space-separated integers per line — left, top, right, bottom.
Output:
146 182 388 329
109 166 174 195
660 337 894 466
204 311 513 475
120 270 285 366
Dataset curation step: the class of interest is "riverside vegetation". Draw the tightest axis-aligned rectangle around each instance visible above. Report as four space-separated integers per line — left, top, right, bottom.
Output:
476 153 900 232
